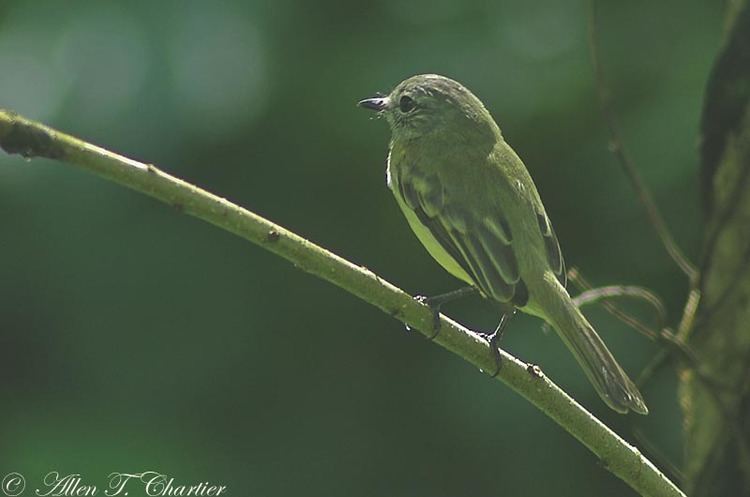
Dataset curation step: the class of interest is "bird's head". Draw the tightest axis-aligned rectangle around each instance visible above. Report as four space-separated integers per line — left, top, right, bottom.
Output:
358 74 499 143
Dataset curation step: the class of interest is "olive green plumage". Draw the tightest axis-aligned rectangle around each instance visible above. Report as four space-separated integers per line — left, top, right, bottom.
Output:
360 74 647 415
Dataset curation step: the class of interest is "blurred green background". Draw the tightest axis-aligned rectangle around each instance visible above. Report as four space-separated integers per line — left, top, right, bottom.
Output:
0 0 720 495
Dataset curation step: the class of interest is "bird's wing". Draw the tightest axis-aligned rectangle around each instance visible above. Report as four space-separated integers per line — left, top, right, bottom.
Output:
536 211 567 287
396 170 528 307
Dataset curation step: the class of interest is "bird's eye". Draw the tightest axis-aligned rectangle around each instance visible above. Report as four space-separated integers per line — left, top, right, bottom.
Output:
399 95 416 113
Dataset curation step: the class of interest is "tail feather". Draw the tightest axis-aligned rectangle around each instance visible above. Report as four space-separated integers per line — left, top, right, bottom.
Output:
545 284 648 415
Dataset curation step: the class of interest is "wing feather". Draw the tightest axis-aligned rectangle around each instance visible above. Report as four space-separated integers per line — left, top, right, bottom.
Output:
537 212 566 287
397 169 523 305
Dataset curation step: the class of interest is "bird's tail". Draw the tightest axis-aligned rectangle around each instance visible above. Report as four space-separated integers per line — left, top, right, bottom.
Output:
543 282 648 415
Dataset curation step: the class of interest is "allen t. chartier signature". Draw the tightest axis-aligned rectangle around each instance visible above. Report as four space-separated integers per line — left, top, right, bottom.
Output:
1 471 228 496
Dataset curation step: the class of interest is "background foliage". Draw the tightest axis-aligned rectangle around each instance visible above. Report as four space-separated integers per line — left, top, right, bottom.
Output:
0 0 721 495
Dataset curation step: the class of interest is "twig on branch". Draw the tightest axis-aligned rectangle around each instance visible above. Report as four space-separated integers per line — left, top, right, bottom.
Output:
566 268 718 391
676 286 702 340
0 109 685 497
572 284 667 331
587 0 698 282
568 267 660 340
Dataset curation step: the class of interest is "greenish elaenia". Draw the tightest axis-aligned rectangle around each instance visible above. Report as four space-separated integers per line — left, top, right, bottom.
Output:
359 74 647 415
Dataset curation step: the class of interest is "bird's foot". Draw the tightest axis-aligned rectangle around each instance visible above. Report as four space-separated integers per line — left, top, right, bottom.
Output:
414 295 442 339
478 330 503 377
413 287 476 340
481 310 517 377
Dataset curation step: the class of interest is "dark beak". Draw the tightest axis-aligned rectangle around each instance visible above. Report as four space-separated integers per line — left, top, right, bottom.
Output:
358 96 387 111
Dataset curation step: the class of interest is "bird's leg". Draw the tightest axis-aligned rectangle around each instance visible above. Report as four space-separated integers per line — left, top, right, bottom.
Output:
480 309 517 377
414 286 477 339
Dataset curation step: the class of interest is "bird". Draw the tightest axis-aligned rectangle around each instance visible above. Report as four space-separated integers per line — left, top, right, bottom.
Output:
359 74 648 415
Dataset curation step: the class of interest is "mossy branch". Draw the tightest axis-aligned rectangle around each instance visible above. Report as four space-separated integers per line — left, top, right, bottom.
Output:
683 1 750 493
0 110 684 497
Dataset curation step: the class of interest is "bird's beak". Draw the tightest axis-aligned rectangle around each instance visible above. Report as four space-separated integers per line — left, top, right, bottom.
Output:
358 96 388 111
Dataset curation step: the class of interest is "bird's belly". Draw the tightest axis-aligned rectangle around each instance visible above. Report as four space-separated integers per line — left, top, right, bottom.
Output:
391 187 475 286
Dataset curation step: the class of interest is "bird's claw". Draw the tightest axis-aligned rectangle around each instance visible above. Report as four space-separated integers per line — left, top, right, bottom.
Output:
414 295 442 339
478 331 503 377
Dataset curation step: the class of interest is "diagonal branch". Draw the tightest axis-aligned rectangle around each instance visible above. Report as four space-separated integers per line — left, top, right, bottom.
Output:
0 110 685 497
